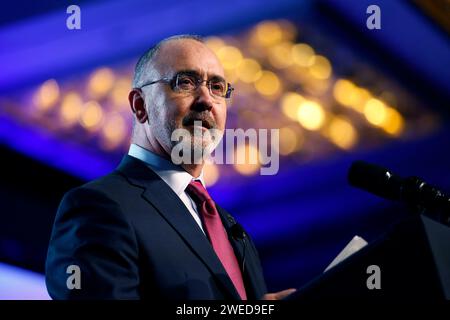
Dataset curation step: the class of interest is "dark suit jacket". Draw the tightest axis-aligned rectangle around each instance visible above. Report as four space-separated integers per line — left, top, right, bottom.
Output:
46 155 267 300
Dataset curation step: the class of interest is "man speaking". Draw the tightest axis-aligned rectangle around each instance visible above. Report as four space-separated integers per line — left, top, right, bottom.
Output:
46 35 295 300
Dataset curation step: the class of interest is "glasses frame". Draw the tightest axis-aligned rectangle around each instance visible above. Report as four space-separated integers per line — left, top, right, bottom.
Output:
137 72 234 99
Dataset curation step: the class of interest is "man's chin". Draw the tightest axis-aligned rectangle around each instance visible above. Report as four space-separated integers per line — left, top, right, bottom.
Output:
192 139 214 155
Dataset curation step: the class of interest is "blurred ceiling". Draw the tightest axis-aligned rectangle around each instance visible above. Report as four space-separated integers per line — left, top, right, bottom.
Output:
0 0 100 26
413 0 450 35
0 0 449 291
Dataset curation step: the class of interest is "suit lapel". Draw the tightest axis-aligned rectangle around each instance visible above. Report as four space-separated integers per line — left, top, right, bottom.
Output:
117 155 241 300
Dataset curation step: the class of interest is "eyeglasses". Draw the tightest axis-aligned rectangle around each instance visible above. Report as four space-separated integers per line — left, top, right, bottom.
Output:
138 71 234 99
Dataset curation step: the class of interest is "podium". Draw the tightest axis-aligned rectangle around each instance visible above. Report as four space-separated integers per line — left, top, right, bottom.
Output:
287 215 450 301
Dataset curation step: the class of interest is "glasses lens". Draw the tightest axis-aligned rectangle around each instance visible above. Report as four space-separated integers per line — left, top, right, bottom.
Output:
209 80 227 97
176 74 197 91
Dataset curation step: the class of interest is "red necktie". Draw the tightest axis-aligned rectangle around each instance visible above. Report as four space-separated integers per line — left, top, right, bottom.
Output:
186 180 247 300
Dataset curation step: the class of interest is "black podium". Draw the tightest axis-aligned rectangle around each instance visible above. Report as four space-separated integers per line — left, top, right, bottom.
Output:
288 215 450 301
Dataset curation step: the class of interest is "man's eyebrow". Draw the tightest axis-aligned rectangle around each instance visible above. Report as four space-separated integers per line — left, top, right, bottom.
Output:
177 69 200 77
209 74 227 83
177 69 226 82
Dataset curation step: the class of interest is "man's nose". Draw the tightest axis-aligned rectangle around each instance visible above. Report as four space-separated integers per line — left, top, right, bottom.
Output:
193 84 214 111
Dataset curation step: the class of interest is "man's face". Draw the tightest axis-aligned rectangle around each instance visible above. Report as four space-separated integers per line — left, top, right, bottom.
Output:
141 39 227 160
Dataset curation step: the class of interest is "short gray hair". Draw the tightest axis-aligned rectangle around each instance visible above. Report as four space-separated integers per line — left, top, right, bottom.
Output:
132 34 204 88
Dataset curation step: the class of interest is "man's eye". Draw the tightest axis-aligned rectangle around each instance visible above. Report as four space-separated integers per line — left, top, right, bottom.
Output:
177 76 196 87
181 78 193 84
211 82 225 92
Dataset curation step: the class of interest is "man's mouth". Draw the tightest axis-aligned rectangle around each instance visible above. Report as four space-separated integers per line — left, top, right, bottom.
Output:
183 117 214 130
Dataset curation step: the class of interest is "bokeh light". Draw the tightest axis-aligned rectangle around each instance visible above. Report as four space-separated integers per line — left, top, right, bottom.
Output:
60 92 84 126
254 71 281 97
327 116 358 149
233 143 261 175
297 100 326 130
281 92 304 120
88 67 115 99
80 101 103 131
33 79 60 112
204 162 220 187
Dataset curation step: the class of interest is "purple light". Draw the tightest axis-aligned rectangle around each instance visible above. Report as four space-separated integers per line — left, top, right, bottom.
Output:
0 262 50 300
0 115 115 180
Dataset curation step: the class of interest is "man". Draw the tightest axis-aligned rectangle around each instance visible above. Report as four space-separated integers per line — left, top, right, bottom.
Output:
46 35 295 300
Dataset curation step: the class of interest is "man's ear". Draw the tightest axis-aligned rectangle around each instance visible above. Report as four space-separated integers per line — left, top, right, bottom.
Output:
129 89 148 123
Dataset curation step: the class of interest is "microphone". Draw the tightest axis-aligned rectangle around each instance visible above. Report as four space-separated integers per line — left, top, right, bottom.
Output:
230 222 247 274
231 222 246 240
348 161 450 225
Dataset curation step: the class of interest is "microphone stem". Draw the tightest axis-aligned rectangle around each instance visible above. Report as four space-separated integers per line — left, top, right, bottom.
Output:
241 237 246 275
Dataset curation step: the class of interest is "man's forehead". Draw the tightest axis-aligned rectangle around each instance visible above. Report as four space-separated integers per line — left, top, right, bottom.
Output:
154 39 224 77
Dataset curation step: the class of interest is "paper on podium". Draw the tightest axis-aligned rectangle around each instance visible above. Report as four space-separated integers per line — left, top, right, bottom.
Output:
324 235 368 272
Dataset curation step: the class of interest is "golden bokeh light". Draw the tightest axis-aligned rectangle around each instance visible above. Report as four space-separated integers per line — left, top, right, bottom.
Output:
203 162 220 187
224 68 239 85
333 79 372 112
352 88 372 112
291 43 315 67
277 126 304 155
33 79 60 111
333 79 355 106
254 71 281 97
268 42 294 69
281 92 304 120
364 98 387 126
205 36 225 54
110 77 131 110
327 116 358 149
233 143 261 175
252 21 283 47
80 101 103 130
100 113 127 150
60 92 83 126
236 59 262 83
217 46 243 70
297 100 326 130
309 55 332 80
382 107 405 136
88 67 115 99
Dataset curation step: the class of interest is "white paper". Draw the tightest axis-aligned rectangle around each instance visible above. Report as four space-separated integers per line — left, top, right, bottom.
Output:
324 235 368 272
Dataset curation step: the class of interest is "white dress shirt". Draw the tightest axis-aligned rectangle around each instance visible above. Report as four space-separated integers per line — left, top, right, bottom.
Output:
128 143 206 234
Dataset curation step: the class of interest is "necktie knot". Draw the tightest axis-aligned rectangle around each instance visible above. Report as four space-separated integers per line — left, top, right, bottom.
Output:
186 180 211 204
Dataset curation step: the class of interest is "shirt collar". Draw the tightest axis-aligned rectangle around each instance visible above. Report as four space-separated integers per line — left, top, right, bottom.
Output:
128 144 205 195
